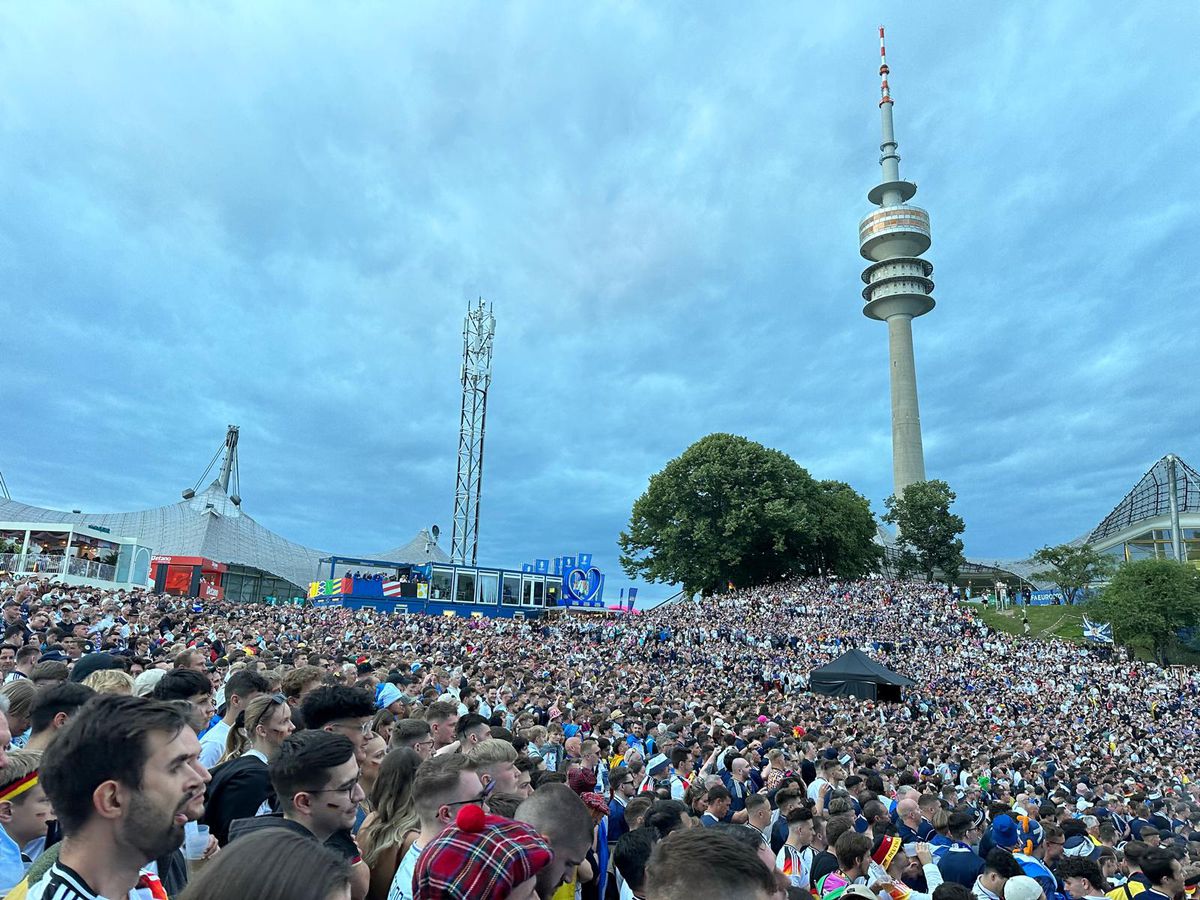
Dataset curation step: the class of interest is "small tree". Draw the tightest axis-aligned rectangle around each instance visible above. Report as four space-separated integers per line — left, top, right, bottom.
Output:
882 479 965 582
1088 558 1200 665
1029 543 1116 605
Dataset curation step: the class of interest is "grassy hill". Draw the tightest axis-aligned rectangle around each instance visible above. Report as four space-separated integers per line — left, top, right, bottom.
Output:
966 601 1200 665
970 602 1085 641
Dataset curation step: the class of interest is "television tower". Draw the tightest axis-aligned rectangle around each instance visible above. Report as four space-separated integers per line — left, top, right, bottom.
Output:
450 298 495 566
858 27 934 497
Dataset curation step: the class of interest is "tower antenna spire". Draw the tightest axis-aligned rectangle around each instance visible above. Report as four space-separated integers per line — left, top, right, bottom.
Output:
879 25 892 106
857 27 936 498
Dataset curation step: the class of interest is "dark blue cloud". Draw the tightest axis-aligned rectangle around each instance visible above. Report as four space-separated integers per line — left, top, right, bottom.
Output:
1 3 1194 602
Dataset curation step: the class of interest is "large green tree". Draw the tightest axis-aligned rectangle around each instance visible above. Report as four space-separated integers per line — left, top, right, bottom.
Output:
1029 543 1116 605
618 433 879 595
1087 558 1200 665
881 479 965 582
811 480 883 579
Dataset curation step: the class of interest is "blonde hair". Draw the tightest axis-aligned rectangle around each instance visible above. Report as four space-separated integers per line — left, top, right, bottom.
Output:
82 669 135 695
0 680 35 719
0 750 42 797
467 738 518 769
219 694 285 765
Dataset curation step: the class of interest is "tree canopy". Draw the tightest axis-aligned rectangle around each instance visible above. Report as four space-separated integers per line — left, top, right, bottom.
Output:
618 433 880 596
881 479 965 582
1029 542 1116 605
1088 558 1200 665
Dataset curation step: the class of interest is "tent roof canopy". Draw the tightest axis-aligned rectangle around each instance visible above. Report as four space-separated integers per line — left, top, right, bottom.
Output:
809 648 914 687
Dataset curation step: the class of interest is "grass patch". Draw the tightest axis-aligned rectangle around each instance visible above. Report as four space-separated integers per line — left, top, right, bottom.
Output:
964 602 1200 665
970 602 1084 641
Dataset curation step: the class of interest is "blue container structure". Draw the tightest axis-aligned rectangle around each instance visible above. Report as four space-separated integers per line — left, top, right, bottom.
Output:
312 554 608 619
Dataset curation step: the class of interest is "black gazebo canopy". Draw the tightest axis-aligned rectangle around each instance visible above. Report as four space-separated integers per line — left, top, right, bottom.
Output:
808 648 915 702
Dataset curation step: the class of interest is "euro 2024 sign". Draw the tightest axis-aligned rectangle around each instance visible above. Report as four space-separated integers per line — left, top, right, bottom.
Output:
522 554 604 605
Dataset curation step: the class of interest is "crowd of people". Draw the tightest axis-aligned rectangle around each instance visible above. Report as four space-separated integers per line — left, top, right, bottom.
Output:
0 570 1196 900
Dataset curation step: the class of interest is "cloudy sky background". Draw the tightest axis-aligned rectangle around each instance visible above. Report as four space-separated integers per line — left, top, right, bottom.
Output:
2 2 1195 602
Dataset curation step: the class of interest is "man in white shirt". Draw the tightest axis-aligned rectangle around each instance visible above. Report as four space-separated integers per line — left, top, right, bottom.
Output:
198 670 269 769
388 755 485 900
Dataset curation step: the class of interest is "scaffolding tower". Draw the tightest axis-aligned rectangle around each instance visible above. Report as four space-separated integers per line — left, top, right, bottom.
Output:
450 299 495 566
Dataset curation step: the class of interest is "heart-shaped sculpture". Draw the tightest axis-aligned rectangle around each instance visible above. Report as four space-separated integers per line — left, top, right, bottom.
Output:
564 566 603 603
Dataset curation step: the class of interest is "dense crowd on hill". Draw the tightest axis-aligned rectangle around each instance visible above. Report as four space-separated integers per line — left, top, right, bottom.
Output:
0 570 1197 900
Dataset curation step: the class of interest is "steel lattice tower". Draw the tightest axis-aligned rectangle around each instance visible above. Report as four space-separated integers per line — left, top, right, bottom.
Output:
858 26 935 498
450 299 495 565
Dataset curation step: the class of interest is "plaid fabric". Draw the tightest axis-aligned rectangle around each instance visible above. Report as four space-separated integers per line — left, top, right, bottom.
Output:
414 813 553 900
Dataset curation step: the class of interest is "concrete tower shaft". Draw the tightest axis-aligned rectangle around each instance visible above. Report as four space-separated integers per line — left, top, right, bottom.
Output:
858 27 934 496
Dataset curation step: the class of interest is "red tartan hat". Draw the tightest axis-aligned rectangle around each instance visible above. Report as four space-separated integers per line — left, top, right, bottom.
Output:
414 808 554 899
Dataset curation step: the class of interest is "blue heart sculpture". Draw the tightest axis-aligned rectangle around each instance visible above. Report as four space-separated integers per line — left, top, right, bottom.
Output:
565 567 603 603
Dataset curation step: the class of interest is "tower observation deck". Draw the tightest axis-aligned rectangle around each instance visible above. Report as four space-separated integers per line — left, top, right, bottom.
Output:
859 26 934 497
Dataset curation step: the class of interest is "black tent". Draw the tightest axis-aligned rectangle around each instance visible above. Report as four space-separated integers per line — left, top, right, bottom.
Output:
808 648 915 702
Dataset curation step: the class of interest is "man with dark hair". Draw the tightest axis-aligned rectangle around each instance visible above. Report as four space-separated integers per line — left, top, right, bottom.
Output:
300 685 375 764
280 665 325 727
778 807 817 891
198 669 269 768
24 682 95 753
614 826 656 899
453 712 491 748
150 669 215 732
390 718 434 758
230 730 362 845
811 813 857 888
1138 850 1184 900
702 786 731 826
771 786 803 853
817 830 873 896
228 729 369 898
423 701 460 752
940 810 987 887
1107 841 1151 900
863 798 891 837
645 827 777 900
516 783 595 900
1061 857 1110 900
21 694 208 899
974 848 1025 900
5 646 39 684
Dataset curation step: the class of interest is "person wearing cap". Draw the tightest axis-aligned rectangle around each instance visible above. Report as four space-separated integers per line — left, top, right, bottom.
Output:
639 754 685 802
1005 875 1047 900
991 815 1058 900
411 805 552 900
375 683 406 716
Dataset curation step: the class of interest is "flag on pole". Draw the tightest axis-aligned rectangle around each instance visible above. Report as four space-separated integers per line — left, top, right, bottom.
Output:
1082 616 1114 644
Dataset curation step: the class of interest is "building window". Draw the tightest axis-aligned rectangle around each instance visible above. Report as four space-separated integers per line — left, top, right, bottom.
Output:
502 574 521 606
477 572 499 606
454 571 476 605
430 567 453 601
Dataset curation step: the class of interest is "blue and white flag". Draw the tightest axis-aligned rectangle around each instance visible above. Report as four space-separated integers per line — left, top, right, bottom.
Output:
1082 615 1114 644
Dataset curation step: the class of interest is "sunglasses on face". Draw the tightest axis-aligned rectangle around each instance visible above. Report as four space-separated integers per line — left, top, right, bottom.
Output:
445 781 497 810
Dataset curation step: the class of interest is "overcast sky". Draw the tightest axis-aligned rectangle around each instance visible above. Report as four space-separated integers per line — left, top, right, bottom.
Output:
2 2 1195 603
